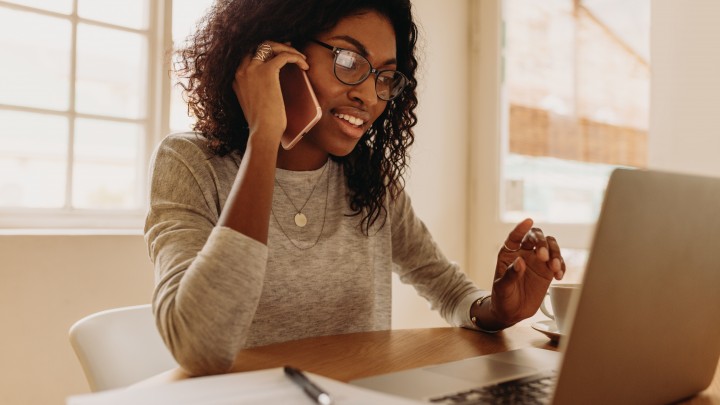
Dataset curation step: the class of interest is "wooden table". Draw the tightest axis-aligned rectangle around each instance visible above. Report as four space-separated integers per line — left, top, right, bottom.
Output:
143 326 720 403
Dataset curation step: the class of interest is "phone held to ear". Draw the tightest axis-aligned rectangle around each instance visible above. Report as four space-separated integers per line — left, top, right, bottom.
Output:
279 63 322 150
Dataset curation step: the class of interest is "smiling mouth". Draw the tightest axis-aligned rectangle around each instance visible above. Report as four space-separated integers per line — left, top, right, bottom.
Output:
334 113 366 127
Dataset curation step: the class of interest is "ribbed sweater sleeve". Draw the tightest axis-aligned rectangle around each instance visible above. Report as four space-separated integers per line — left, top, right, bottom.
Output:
144 135 268 375
390 190 487 329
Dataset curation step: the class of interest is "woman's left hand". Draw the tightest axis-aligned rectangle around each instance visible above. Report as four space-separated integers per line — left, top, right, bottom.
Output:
490 218 565 327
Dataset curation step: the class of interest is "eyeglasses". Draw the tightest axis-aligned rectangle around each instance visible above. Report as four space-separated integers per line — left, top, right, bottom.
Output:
310 39 408 101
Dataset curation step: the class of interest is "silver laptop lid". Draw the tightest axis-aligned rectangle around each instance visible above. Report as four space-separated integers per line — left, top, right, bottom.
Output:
553 168 720 405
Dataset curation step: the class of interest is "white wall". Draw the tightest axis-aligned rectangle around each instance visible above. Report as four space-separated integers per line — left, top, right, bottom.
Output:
391 0 471 328
0 234 154 405
649 0 720 177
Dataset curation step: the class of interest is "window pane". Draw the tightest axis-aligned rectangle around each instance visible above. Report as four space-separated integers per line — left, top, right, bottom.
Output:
0 8 71 111
0 111 67 208
1 0 73 14
77 0 148 30
76 24 147 119
502 0 650 223
73 119 143 209
503 155 615 223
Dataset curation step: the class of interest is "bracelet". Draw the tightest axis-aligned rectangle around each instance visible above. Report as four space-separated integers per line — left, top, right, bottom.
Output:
470 295 493 327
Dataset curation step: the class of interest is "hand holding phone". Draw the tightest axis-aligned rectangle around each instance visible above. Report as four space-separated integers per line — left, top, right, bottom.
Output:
279 64 322 150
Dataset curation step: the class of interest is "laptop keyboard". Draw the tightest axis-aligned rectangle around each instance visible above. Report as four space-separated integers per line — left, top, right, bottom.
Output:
428 371 556 405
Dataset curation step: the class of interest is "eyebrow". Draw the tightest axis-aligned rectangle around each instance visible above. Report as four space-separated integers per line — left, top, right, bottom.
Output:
328 35 398 66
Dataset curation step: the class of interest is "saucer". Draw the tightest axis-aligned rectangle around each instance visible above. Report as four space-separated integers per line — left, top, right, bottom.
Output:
531 320 563 343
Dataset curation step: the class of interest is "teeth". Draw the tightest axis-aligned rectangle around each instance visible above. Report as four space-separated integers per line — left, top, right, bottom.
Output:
335 113 365 127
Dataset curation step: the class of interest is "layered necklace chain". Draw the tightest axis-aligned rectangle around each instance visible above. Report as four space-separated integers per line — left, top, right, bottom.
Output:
273 163 328 227
271 163 330 250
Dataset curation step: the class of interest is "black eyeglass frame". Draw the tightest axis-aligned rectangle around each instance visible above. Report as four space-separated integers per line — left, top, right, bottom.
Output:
310 39 408 101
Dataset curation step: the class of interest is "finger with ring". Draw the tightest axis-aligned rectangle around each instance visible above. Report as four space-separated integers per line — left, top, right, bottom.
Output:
502 242 521 252
252 42 274 62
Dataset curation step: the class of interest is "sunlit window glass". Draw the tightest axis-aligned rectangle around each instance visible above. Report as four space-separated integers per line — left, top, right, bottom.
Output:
72 119 143 209
0 8 71 111
0 111 68 208
77 0 148 30
1 0 72 14
502 0 650 223
0 0 153 226
76 24 147 119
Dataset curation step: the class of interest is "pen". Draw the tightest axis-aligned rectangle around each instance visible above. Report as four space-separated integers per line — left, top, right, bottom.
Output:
284 365 334 405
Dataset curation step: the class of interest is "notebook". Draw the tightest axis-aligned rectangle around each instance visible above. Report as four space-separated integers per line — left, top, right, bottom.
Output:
352 168 720 404
67 367 424 405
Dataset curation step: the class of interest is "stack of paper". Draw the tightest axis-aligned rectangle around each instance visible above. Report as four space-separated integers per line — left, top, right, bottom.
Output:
67 368 424 405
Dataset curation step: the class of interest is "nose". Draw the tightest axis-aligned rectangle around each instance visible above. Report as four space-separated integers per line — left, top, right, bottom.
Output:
348 75 379 107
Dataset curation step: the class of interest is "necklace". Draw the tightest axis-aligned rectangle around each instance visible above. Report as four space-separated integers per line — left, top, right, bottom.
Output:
274 163 329 227
271 164 330 250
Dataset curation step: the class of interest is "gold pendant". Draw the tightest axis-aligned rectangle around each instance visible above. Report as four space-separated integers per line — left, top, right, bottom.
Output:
294 212 308 227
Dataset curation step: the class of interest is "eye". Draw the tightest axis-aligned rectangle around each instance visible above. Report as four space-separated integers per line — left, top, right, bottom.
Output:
336 51 357 70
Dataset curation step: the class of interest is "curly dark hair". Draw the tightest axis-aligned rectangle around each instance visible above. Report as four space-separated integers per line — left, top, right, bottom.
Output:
175 0 419 234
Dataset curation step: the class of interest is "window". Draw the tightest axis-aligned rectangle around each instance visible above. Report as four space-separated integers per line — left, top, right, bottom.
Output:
0 0 157 229
502 0 650 224
468 0 650 283
0 1 218 230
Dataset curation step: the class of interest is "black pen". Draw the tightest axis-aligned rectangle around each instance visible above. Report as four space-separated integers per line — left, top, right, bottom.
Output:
284 366 334 405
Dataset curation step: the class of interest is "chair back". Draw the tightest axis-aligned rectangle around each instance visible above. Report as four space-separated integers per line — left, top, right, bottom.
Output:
69 304 178 391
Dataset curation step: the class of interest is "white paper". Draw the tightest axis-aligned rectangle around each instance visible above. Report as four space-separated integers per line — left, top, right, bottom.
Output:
67 368 424 405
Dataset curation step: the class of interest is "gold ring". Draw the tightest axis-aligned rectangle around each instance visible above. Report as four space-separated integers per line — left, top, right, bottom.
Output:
252 42 274 62
502 242 521 252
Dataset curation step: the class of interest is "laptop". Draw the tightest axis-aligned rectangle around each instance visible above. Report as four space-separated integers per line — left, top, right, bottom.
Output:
352 168 720 404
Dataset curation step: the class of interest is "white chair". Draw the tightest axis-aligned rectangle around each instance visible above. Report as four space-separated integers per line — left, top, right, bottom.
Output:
69 304 178 392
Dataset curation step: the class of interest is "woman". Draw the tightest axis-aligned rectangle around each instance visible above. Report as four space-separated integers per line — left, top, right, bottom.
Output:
145 0 566 376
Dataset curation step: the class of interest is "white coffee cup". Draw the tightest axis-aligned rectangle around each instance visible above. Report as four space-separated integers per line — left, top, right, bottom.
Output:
540 283 581 334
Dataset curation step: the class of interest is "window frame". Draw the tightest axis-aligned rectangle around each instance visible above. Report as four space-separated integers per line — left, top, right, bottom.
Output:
0 0 172 231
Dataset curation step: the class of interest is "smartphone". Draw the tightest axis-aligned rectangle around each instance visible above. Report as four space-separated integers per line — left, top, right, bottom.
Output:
279 63 322 150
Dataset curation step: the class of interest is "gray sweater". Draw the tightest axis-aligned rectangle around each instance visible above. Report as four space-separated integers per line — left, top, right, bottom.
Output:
145 133 487 375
